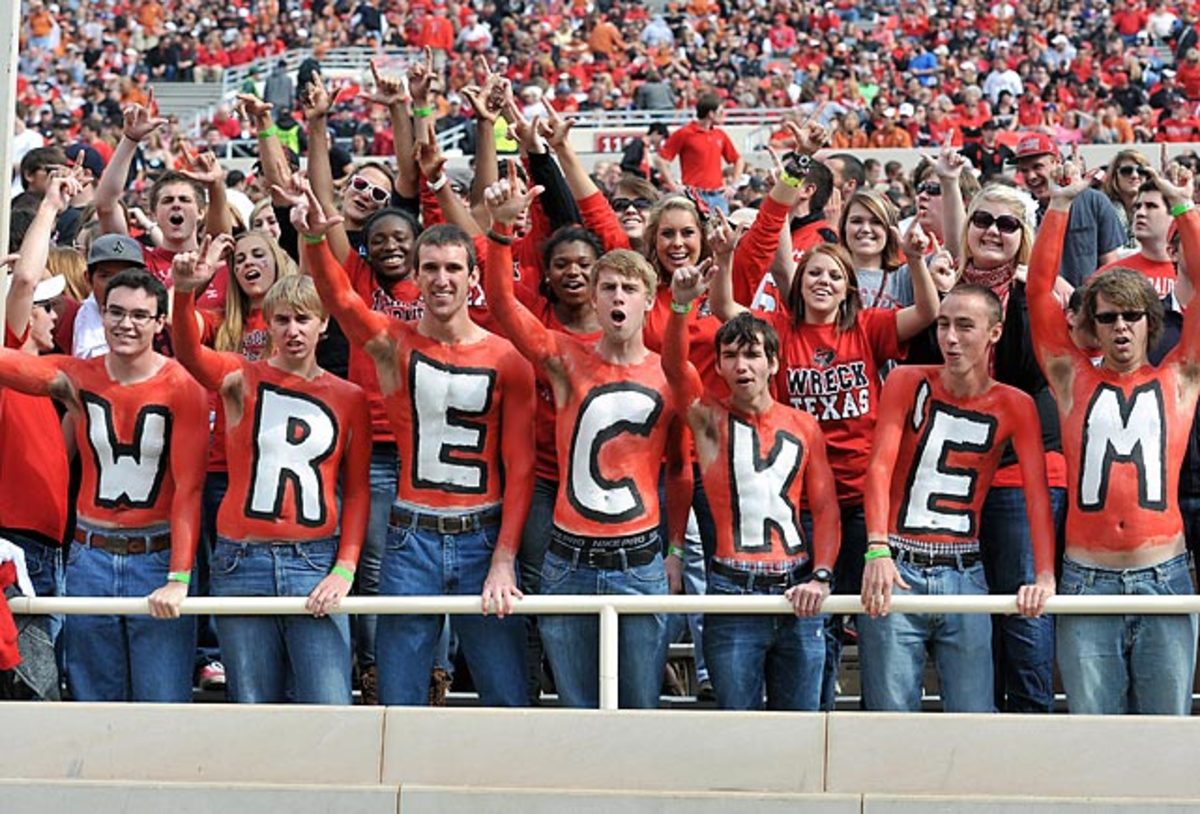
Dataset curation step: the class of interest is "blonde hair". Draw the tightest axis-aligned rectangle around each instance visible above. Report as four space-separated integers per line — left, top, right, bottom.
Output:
215 231 298 354
961 184 1035 272
46 246 88 301
838 189 904 271
589 249 658 294
642 195 712 283
262 274 326 321
1102 148 1151 209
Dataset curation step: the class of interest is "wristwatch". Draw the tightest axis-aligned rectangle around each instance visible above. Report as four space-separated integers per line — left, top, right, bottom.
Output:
812 568 833 584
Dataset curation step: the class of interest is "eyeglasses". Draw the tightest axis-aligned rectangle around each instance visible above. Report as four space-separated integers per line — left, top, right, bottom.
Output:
35 301 54 314
1117 164 1151 178
916 182 942 196
349 175 391 203
969 210 1023 234
1093 310 1147 325
611 197 653 212
103 306 159 326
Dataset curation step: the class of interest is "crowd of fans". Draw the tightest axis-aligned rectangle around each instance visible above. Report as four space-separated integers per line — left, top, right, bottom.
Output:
3 0 1200 717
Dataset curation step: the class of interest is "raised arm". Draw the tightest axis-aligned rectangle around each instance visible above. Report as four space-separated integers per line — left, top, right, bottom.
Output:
0 348 69 397
1150 168 1200 363
237 94 292 205
1029 169 1088 383
363 59 418 199
8 173 80 338
482 176 561 371
171 240 244 392
707 212 750 322
299 74 354 267
1007 393 1056 617
415 122 482 237
860 367 915 617
894 221 941 342
292 189 390 346
97 90 167 236
180 151 234 239
934 145 968 261
664 261 712 436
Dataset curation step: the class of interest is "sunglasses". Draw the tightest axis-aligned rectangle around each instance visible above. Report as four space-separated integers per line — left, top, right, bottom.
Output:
1117 164 1151 178
349 175 391 203
611 197 653 212
969 210 1023 234
917 181 942 196
1093 310 1147 325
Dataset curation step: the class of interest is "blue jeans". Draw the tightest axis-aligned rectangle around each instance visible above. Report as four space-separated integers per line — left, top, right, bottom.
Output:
979 486 1067 713
211 537 352 705
518 477 558 701
694 188 730 216
858 555 994 712
64 522 196 702
538 542 669 709
376 502 527 706
197 472 228 668
803 504 867 710
353 443 399 670
703 570 825 710
4 531 64 637
665 509 709 684
1056 553 1197 715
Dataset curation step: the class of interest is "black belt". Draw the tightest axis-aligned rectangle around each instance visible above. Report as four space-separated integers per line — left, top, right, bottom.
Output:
548 528 660 570
709 559 809 589
389 506 501 535
74 527 170 555
892 547 981 569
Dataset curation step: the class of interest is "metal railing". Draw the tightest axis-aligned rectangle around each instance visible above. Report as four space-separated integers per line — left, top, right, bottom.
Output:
218 46 422 102
11 594 1199 710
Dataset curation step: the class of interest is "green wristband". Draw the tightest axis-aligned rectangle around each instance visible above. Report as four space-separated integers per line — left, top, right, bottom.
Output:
301 233 326 245
167 571 192 585
257 124 280 139
863 547 892 563
413 105 434 118
331 564 355 583
1171 201 1195 217
667 546 685 558
670 300 692 314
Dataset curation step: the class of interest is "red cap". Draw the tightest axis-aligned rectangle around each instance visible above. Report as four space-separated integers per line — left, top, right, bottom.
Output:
1013 132 1057 161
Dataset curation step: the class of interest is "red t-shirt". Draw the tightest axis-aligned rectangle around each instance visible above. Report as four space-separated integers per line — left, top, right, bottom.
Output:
658 121 740 190
0 328 69 544
1097 251 1176 298
770 308 904 504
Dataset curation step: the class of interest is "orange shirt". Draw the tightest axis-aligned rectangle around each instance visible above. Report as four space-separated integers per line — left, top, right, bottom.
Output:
869 126 913 148
864 366 1055 574
1030 208 1200 554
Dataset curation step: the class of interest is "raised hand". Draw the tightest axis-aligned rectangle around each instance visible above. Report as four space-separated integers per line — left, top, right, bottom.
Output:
363 58 410 107
414 125 448 181
122 88 168 142
932 137 967 180
1150 163 1195 208
670 257 715 305
236 93 274 126
300 73 332 122
179 150 225 187
788 102 829 155
483 165 544 227
282 175 344 237
538 102 574 150
926 234 958 293
1049 152 1092 203
42 170 83 213
171 235 220 293
407 46 436 106
898 219 932 262
707 209 741 261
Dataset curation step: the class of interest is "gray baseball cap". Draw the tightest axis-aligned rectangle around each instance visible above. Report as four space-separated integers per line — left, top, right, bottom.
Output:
87 234 146 269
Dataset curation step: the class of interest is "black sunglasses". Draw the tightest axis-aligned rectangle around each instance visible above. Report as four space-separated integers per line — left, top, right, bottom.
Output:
969 210 1023 234
1094 310 1147 325
1116 164 1151 178
917 181 942 196
611 197 653 212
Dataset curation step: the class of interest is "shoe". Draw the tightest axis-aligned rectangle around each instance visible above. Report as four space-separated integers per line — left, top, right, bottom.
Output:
360 665 379 706
428 667 452 706
198 662 226 691
697 679 715 702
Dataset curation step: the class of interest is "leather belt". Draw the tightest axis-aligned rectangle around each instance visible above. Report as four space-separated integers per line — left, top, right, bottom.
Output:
73 528 170 555
548 534 660 570
709 559 809 589
389 506 501 535
892 547 981 569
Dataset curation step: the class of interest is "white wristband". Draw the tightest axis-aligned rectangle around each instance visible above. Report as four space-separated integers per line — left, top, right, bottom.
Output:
428 174 449 192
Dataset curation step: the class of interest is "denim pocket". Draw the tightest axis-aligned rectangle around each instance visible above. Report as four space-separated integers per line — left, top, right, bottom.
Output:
1058 570 1086 596
211 543 244 577
539 551 571 589
65 541 84 567
385 526 412 552
965 565 990 594
626 556 667 588
296 541 336 572
1159 568 1196 597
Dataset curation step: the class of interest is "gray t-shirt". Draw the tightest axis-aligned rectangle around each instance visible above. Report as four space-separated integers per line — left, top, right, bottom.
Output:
1043 188 1126 287
857 265 914 310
